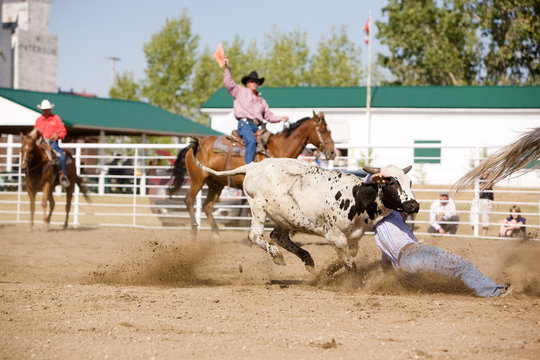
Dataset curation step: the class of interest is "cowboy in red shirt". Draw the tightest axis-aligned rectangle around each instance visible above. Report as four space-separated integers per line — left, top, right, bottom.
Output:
33 99 69 187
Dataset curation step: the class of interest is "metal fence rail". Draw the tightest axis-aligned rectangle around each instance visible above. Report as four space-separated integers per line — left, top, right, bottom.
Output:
1 141 539 240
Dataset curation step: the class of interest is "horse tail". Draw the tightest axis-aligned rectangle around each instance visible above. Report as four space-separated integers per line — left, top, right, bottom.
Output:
167 143 192 196
454 127 540 192
191 137 256 177
76 175 92 204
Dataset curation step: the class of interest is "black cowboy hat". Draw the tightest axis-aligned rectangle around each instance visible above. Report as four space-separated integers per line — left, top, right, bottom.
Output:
241 71 265 86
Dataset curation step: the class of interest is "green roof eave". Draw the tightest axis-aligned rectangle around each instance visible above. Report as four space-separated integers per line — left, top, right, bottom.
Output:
0 87 221 136
202 86 540 109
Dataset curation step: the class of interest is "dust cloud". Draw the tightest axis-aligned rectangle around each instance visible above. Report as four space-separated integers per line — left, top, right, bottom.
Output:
88 232 221 287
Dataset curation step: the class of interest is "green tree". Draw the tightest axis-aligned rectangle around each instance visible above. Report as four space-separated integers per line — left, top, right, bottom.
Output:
376 0 479 85
309 26 364 86
471 0 540 85
142 10 199 116
109 71 141 101
261 27 310 86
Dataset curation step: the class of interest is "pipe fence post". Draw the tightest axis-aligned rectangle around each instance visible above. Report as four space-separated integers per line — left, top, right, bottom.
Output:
73 145 81 227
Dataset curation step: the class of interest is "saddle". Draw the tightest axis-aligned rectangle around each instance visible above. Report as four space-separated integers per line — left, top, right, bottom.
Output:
37 140 71 173
212 128 272 158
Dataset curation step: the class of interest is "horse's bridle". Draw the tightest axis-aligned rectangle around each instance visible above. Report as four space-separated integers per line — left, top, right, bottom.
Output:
310 116 334 154
21 139 49 173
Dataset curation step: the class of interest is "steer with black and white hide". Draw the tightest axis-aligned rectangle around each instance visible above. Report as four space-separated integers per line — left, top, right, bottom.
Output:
192 144 419 274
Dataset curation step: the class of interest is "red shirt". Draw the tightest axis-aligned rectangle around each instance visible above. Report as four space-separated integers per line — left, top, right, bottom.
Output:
34 114 67 140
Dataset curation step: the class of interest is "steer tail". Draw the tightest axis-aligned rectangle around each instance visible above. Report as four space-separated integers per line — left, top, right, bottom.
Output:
191 137 254 177
454 127 540 193
168 143 191 197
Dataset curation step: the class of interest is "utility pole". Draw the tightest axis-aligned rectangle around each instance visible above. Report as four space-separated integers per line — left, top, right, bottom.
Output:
108 56 121 88
366 9 372 146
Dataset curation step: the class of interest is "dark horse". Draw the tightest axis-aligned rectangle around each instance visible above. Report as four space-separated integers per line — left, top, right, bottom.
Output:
20 129 90 229
168 111 336 234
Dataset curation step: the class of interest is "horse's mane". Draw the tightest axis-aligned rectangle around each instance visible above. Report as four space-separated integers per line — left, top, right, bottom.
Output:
454 127 540 192
283 117 311 137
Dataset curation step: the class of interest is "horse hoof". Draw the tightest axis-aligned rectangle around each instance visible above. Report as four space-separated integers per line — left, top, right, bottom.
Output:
305 265 316 274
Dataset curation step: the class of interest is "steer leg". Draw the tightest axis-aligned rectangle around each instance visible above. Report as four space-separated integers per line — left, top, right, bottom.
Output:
270 227 315 273
325 230 356 275
246 196 285 266
326 235 362 275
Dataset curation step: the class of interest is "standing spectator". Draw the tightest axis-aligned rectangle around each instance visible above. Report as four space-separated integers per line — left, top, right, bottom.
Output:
470 171 494 236
498 206 526 238
428 191 460 234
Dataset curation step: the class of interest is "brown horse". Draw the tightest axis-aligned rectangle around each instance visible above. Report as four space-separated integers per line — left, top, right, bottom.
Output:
168 111 336 234
20 129 90 229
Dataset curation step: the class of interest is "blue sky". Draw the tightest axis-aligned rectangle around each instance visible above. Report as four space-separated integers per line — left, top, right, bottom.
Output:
50 0 388 97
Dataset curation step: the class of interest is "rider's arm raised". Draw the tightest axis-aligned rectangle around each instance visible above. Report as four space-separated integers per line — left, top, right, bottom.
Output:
223 65 240 98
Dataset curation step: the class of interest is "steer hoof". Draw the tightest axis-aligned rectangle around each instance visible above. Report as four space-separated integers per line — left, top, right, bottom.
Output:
305 265 316 274
272 253 286 266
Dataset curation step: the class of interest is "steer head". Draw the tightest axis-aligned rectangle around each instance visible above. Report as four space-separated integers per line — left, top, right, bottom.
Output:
363 165 420 214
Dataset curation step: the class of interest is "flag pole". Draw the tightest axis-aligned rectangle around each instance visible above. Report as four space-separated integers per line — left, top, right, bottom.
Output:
366 9 372 148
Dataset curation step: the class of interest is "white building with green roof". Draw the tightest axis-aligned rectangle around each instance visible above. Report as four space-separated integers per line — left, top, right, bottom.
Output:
202 85 540 186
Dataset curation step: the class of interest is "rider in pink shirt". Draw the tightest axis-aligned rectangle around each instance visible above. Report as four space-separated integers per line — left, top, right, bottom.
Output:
222 57 288 163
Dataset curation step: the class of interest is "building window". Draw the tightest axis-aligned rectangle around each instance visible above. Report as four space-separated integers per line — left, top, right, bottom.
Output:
414 140 441 164
526 160 540 169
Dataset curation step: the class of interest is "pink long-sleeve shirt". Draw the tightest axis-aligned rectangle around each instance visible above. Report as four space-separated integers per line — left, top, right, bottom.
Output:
223 67 282 123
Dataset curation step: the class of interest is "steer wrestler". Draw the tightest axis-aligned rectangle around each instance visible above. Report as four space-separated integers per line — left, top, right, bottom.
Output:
367 173 510 298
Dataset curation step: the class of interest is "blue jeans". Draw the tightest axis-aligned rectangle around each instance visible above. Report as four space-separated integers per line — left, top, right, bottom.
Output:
398 243 504 298
237 119 258 164
49 140 67 175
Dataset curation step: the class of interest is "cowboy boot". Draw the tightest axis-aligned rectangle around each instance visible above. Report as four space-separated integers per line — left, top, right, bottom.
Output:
60 172 70 188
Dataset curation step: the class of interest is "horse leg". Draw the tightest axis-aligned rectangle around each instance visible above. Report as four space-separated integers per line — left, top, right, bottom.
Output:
40 183 52 227
184 177 205 232
270 227 315 273
28 190 36 229
64 188 73 229
203 179 224 237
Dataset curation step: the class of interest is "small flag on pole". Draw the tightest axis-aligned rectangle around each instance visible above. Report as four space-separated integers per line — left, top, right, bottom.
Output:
363 19 370 45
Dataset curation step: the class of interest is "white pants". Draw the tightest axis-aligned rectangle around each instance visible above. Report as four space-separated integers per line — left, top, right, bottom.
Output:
470 198 492 227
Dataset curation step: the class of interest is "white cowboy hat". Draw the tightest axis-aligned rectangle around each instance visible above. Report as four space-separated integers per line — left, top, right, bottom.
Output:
37 99 55 110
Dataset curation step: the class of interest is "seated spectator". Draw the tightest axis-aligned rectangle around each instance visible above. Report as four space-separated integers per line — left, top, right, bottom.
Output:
428 191 460 234
498 206 526 238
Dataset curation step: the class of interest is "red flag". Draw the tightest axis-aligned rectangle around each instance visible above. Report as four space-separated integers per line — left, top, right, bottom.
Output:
213 43 226 68
363 19 370 45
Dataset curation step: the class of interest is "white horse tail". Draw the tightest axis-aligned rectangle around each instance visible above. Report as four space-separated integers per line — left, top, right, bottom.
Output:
454 127 540 192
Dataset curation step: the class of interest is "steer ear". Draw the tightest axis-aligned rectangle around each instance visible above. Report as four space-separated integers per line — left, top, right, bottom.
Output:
363 166 381 174
402 165 412 174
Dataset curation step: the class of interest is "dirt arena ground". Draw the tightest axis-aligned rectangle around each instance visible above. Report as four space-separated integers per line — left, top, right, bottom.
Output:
1 225 539 360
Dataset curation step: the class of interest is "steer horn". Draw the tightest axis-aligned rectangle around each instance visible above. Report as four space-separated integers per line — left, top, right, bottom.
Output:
402 165 412 174
363 166 381 174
